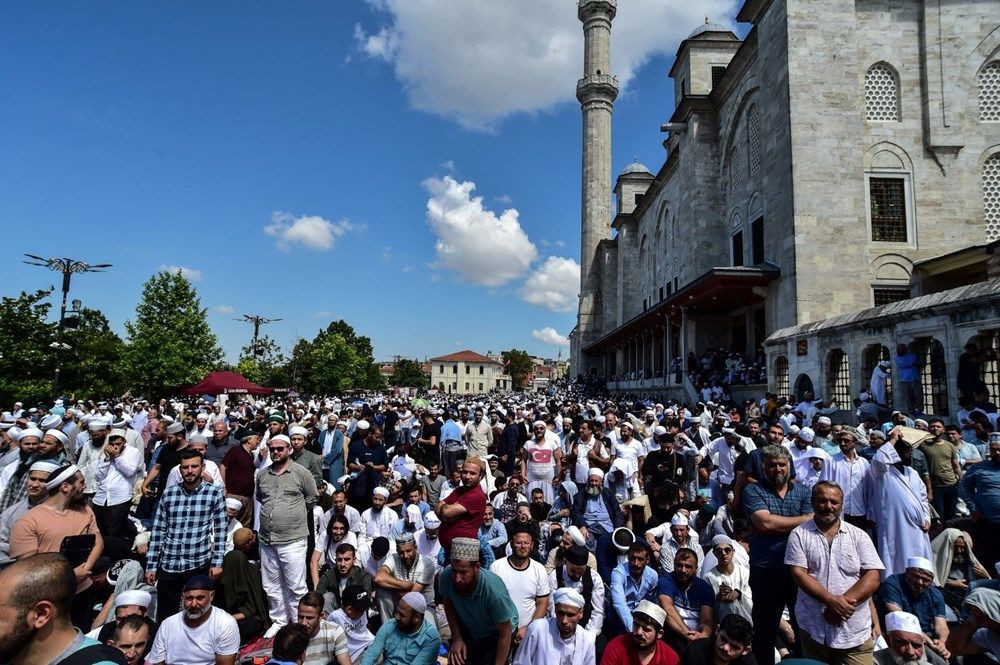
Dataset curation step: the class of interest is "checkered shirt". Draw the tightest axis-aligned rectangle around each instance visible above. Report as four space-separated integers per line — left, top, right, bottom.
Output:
146 480 227 573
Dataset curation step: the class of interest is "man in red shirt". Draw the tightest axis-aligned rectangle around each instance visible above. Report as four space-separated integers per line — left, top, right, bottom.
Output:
602 600 680 665
436 457 487 555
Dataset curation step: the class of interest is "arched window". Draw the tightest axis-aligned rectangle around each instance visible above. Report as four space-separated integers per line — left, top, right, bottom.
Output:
730 212 744 267
827 349 851 405
747 105 761 176
985 152 1000 241
865 63 900 122
914 337 949 415
862 344 893 408
729 146 743 192
968 332 1000 405
980 61 1000 122
774 356 789 397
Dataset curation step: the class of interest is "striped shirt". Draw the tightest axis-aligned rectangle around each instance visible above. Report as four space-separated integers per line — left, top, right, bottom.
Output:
147 480 227 573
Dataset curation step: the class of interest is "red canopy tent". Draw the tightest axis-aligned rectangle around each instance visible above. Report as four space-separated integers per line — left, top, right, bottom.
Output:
179 371 273 396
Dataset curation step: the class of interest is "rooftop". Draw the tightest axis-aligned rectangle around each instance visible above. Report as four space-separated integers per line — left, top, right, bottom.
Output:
428 350 502 364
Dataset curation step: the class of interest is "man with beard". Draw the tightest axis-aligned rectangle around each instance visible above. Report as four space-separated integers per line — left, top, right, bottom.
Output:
10 465 104 590
0 553 127 664
680 614 756 665
289 425 325 496
547 544 604 637
961 435 1000 569
361 486 397 542
513 587 594 665
824 427 871 529
0 427 43 514
76 417 114 500
876 611 948 665
317 543 372 614
657 548 714 649
523 421 562 504
465 408 493 462
206 420 238 466
440 537 518 665
602 600 680 665
364 591 441 665
375 533 436 624
785 481 883 664
490 529 550 645
256 433 318 634
220 428 264 527
415 511 442 570
140 422 189 498
144 450 227 623
296 591 352 665
742 445 813 665
348 424 388 510
0 459 57 567
437 459 488 557
877 558 951 661
570 468 624 577
93 431 144 540
147 575 239 665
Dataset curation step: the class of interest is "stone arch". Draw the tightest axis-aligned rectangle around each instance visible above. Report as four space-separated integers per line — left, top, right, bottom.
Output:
870 253 914 283
748 192 763 221
773 356 789 397
794 373 815 401
638 233 649 297
720 78 760 159
863 142 914 172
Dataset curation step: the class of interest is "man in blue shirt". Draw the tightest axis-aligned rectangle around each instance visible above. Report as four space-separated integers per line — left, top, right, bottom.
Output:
609 540 659 635
657 547 715 651
742 445 813 665
363 591 441 665
962 435 1000 570
440 411 465 479
895 343 923 415
877 557 950 661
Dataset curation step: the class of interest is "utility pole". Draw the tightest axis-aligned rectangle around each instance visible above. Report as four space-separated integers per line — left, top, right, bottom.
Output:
235 314 282 356
23 255 112 397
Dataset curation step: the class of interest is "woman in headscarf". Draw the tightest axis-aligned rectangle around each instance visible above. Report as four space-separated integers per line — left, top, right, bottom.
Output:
932 528 991 612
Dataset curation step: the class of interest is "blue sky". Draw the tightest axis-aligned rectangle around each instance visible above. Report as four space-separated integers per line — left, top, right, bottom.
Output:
0 0 740 363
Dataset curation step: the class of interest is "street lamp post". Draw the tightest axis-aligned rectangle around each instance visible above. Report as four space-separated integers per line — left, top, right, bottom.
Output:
23 255 112 396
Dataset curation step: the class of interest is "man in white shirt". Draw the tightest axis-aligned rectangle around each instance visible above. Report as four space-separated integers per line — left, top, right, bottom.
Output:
92 430 144 540
547 544 604 637
702 535 752 622
373 533 436 624
823 427 871 529
360 487 396 543
489 528 550 645
699 428 754 491
147 575 239 665
327 584 376 665
164 437 224 489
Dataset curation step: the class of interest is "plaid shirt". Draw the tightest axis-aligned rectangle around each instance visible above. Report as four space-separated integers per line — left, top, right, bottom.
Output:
146 480 227 573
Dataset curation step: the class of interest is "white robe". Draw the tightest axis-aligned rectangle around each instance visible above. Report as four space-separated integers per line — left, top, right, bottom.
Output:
870 365 890 406
512 618 595 665
869 442 932 579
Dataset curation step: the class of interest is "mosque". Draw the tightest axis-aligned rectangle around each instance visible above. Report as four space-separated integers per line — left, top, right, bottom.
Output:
569 0 1000 417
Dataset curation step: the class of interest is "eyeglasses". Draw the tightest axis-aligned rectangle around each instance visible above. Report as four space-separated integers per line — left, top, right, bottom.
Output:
268 446 287 452
712 547 733 555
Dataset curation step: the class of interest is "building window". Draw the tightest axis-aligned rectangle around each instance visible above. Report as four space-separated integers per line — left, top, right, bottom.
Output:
747 105 761 176
479 365 484 375
731 232 744 267
465 382 469 390
711 66 726 89
634 192 644 206
478 382 483 391
751 217 764 264
659 286 664 301
985 153 1000 241
869 177 908 242
979 61 1000 122
865 63 900 121
915 337 948 415
439 365 444 373
451 382 457 390
862 344 893 408
827 349 851 405
465 365 470 374
729 147 743 192
452 364 458 374
681 78 687 96
872 287 910 307
774 356 789 397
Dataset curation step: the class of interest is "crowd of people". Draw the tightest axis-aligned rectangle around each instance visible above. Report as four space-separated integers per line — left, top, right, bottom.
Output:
1 381 1000 665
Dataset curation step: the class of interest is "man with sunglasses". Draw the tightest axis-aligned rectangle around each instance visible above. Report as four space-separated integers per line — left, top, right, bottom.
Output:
256 433 318 635
703 535 752 622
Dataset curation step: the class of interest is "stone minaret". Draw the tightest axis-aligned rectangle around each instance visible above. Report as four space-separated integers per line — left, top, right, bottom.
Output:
575 0 618 373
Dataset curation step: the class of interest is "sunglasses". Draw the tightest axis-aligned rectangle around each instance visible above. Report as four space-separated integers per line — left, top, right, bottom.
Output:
268 446 287 452
713 547 734 555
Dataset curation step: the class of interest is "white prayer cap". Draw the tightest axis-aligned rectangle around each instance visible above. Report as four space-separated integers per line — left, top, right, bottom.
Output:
44 464 80 490
798 427 815 443
189 434 208 446
670 513 690 527
645 410 655 416
906 556 934 574
595 415 606 424
18 428 43 440
914 419 929 428
619 421 633 431
552 587 586 609
225 498 243 511
654 426 666 436
532 420 546 429
400 591 427 614
711 534 734 547
8 427 22 441
406 504 421 520
423 511 441 528
88 418 111 431
885 611 922 635
721 427 736 436
807 447 830 461
39 414 61 429
816 416 832 426
29 460 61 475
114 589 152 610
228 411 241 419
634 600 667 629
287 426 308 437
373 486 390 498
356 420 370 430
588 468 605 480
44 429 68 446
567 525 586 547
269 434 290 445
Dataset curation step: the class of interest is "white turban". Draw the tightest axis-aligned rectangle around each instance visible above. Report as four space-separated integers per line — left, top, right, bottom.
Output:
532 420 546 429
44 464 80 490
225 498 243 511
373 486 390 499
566 525 586 547
885 611 922 635
114 589 152 610
552 587 586 609
587 468 605 480
906 556 934 574
269 434 290 445
29 460 61 475
356 420 370 430
39 414 61 429
44 429 68 446
288 426 309 437
18 428 43 440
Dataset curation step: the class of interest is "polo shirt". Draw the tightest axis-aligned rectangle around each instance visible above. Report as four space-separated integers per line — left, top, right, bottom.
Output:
601 633 680 665
742 480 812 569
656 573 714 631
878 573 945 635
439 566 518 640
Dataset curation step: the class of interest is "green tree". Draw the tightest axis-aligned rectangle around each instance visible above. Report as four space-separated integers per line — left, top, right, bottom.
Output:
0 290 57 404
390 358 429 388
59 308 128 398
236 335 286 387
302 333 364 393
124 270 224 396
502 349 533 390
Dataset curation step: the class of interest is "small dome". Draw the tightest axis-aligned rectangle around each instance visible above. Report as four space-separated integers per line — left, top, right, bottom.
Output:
620 161 651 176
687 21 730 39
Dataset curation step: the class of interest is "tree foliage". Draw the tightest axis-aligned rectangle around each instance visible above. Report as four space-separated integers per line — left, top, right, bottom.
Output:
295 319 383 393
59 308 128 399
0 290 57 404
124 270 224 396
390 358 429 388
236 335 287 387
502 349 533 390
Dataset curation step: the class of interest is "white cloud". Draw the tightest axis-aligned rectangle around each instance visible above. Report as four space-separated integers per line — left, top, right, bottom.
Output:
532 327 570 347
160 265 202 281
316 310 333 318
353 0 739 130
264 211 359 251
495 194 513 204
440 160 455 172
424 175 537 286
212 305 235 314
381 246 393 262
519 256 580 313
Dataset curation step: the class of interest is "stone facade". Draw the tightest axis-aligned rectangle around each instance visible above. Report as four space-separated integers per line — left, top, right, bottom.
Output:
571 0 1000 386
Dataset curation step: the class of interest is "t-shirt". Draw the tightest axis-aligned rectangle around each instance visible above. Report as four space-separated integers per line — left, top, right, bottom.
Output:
656 573 715 630
973 627 1000 659
920 441 958 486
147 607 240 665
220 444 257 497
327 608 375 661
348 441 388 468
383 552 436 607
877 573 946 635
438 484 486 551
439 566 519 640
488 558 550 628
421 474 446 506
524 440 557 480
9 504 99 559
302 620 350 665
681 637 757 665
601 633 680 665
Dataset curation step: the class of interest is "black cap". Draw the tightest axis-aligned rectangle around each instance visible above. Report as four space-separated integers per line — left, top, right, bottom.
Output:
343 585 371 610
566 544 589 566
183 575 214 592
371 536 391 559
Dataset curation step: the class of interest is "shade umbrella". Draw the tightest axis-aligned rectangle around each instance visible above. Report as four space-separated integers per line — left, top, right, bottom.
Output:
410 397 430 408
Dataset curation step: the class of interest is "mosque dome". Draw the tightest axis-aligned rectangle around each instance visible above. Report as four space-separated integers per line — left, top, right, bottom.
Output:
620 161 651 176
687 21 730 39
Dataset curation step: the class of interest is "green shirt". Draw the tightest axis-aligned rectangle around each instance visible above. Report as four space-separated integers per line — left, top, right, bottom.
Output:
920 440 958 486
255 461 317 545
439 566 518 640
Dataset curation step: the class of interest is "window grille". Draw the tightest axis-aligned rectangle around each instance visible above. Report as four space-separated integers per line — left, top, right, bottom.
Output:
873 287 909 307
915 338 949 415
712 66 727 89
748 106 761 176
827 349 851 405
969 333 1000 405
980 61 1000 122
870 178 907 242
865 64 900 121
730 147 743 191
985 153 1000 241
774 356 789 397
